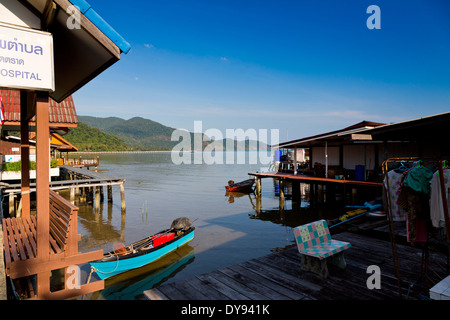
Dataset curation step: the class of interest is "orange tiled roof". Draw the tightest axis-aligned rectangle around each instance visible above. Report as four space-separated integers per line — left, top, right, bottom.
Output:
0 89 78 125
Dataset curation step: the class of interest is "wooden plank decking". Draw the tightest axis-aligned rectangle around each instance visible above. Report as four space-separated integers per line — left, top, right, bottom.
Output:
144 232 448 300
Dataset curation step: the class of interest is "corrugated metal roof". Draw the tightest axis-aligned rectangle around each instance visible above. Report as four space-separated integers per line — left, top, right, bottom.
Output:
68 0 131 54
0 89 78 125
278 121 386 148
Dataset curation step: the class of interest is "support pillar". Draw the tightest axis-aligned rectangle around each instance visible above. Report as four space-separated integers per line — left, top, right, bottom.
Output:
256 194 261 214
87 187 93 204
107 185 113 203
255 177 261 196
20 90 33 218
80 187 86 203
94 187 100 211
294 147 298 175
35 91 50 299
9 193 15 216
120 183 126 211
70 188 75 203
279 179 285 211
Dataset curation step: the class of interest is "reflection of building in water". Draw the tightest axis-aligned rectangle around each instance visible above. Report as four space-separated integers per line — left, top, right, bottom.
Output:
274 179 309 200
271 179 310 212
77 197 126 250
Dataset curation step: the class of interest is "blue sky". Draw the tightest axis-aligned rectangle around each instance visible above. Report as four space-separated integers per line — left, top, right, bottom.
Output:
73 0 450 141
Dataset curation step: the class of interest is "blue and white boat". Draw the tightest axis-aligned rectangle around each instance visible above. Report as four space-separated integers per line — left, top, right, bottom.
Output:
90 218 195 280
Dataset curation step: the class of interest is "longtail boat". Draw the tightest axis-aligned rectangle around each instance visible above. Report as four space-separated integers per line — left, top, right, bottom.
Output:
90 217 195 280
225 178 255 192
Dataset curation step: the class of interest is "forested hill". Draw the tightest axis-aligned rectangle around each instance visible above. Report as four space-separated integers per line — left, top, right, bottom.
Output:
64 116 268 152
77 116 178 150
64 122 130 151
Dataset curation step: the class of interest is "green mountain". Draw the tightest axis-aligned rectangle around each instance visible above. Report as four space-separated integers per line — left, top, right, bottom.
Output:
64 122 130 151
78 116 177 150
65 116 268 152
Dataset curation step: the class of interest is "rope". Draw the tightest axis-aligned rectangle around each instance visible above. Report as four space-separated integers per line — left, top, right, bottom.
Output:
82 254 121 299
93 254 120 275
82 266 101 300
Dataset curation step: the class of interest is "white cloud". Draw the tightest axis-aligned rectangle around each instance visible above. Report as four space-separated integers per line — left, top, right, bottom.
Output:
144 43 154 49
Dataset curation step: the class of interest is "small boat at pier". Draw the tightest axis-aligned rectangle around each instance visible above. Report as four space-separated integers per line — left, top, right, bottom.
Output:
90 217 195 280
225 178 255 192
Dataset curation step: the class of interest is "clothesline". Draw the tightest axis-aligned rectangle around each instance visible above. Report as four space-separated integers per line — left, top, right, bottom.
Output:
382 156 450 298
383 158 450 240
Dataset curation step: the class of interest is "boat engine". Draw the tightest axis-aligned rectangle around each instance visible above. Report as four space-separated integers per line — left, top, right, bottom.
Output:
171 217 193 231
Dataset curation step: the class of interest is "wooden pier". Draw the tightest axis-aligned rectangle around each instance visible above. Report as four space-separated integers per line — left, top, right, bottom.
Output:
250 172 382 210
144 232 447 300
1 165 126 216
250 172 383 188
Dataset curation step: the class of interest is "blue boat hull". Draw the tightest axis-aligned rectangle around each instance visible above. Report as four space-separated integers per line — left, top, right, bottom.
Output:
90 229 195 280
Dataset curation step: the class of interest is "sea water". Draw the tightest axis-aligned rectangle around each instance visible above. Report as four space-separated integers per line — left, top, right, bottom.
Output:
71 151 343 299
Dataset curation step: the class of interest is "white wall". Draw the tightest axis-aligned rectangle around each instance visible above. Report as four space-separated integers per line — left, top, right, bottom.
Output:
311 144 378 170
311 146 340 166
343 144 376 170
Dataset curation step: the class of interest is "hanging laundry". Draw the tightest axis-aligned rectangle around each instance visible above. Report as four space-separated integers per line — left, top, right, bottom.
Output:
384 170 407 221
398 165 433 243
402 165 433 194
430 168 450 228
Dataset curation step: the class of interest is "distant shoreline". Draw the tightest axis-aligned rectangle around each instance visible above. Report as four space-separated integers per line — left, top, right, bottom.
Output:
68 150 266 154
69 150 179 154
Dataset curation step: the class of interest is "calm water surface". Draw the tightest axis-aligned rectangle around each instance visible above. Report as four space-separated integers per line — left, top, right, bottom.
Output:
71 151 343 300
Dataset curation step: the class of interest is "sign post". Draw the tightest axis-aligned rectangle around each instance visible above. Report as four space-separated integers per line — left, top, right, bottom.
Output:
0 22 54 91
0 22 54 298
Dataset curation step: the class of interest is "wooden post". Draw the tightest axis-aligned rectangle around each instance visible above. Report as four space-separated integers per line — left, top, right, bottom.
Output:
9 193 15 216
20 91 32 218
80 187 86 203
120 183 126 211
88 187 93 204
94 187 100 211
294 147 298 175
107 185 113 203
35 91 50 299
256 194 261 214
279 179 285 210
73 173 79 194
256 177 261 196
17 198 22 216
70 187 75 204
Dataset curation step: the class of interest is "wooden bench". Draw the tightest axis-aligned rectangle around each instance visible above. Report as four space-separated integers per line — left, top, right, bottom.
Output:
293 219 351 278
2 189 104 299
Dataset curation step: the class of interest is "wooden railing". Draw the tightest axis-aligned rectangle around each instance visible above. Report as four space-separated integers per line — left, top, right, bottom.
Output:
56 156 99 168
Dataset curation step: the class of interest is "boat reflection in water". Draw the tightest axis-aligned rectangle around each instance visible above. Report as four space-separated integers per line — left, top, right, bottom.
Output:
225 178 255 193
225 190 256 207
89 245 195 300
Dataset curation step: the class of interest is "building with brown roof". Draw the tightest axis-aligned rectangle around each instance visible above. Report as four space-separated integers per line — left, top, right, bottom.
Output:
1 88 77 135
277 112 450 181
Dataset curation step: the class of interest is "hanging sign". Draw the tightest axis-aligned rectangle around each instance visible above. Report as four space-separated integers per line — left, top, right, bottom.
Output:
0 22 54 91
